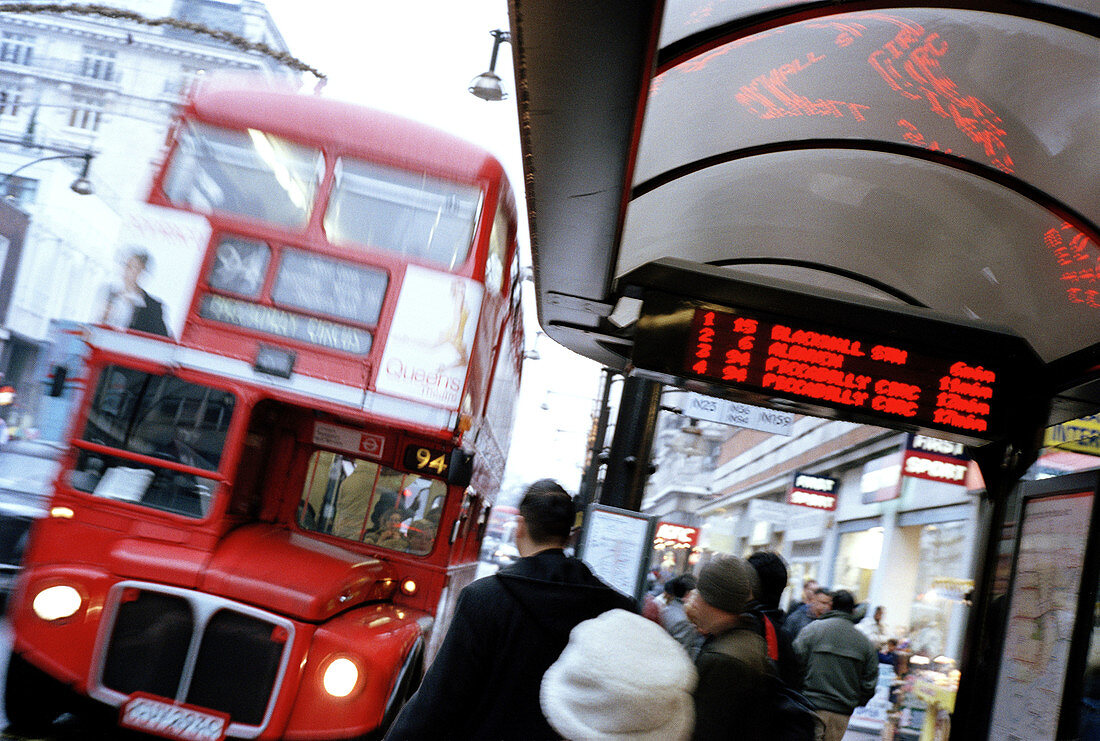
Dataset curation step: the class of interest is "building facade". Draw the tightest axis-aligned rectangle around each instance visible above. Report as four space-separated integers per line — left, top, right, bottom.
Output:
639 390 986 663
0 0 297 430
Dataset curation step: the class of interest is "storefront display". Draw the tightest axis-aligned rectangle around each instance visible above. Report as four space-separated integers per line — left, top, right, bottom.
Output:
912 668 958 741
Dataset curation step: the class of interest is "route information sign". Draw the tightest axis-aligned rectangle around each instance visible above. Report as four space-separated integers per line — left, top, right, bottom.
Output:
626 261 1042 445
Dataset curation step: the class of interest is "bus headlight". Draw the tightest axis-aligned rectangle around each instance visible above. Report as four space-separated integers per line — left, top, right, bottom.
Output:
322 657 360 698
32 585 83 621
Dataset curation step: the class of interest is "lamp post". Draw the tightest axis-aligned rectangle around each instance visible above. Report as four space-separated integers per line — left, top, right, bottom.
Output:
0 151 95 197
469 29 512 102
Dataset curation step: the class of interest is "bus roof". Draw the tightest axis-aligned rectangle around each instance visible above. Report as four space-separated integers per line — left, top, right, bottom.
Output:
186 78 504 185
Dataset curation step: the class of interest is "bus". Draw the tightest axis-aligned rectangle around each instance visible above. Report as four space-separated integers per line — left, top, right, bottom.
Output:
5 78 525 741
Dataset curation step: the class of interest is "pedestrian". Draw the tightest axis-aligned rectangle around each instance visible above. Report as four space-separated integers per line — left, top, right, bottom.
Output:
788 577 818 614
783 585 832 642
793 589 878 741
660 573 704 657
540 608 697 740
746 550 801 688
878 638 899 667
384 479 636 740
857 605 888 649
684 555 775 740
642 574 667 624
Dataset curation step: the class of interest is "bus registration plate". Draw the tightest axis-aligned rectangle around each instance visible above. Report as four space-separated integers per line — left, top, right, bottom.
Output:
120 692 230 741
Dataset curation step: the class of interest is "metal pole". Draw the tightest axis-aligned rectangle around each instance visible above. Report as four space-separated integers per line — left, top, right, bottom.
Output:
599 375 662 512
577 367 617 511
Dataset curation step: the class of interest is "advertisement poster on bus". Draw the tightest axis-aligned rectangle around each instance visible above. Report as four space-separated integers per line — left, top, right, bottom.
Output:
98 203 210 340
376 265 483 410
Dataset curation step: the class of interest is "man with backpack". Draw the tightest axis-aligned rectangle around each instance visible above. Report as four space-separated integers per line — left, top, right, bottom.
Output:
746 550 802 688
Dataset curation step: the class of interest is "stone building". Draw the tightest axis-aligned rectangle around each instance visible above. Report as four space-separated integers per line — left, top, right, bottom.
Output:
0 0 298 423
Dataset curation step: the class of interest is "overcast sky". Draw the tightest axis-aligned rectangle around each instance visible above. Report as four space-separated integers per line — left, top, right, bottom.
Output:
260 1 604 496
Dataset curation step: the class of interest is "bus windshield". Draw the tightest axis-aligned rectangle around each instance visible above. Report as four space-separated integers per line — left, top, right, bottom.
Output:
162 121 323 229
69 366 235 518
297 450 446 556
324 157 482 270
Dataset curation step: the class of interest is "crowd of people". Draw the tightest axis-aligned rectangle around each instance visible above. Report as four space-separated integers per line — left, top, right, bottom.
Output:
384 478 899 741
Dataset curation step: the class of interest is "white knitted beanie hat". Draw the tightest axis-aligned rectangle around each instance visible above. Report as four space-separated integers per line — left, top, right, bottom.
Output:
540 608 698 741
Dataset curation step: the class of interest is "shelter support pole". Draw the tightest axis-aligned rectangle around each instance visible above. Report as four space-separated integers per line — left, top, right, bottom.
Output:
576 367 618 512
598 375 662 512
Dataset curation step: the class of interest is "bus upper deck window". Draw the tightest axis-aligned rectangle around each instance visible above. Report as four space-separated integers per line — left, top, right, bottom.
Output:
162 121 322 230
324 158 482 270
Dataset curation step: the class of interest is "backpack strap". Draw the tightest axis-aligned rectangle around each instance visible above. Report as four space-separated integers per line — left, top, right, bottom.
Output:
763 614 779 662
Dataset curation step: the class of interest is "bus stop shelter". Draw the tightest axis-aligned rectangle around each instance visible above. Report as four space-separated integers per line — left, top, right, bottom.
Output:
506 1 1100 737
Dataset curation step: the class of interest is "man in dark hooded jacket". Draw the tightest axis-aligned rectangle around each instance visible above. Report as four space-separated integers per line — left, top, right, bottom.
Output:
385 479 636 740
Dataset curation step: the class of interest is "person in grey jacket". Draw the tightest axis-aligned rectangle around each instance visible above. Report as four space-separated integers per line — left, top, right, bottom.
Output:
792 589 878 741
660 574 704 658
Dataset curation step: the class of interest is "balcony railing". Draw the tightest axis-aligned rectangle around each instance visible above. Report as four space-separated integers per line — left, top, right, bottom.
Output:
0 54 121 88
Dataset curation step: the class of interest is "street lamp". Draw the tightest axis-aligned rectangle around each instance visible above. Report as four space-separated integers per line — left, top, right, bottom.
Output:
0 151 95 197
469 30 511 102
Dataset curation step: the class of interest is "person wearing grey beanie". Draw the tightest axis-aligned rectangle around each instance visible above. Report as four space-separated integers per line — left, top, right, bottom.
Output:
685 555 776 741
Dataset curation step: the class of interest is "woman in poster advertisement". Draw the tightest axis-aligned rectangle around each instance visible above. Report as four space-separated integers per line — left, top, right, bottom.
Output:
436 277 471 371
99 246 170 338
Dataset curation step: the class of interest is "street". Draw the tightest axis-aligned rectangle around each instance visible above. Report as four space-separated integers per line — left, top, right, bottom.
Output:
0 582 888 741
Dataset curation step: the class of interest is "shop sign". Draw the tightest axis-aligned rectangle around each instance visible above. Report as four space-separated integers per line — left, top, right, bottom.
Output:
788 471 838 511
747 498 791 523
654 521 699 550
861 453 902 503
1043 414 1100 456
682 392 795 435
902 433 969 485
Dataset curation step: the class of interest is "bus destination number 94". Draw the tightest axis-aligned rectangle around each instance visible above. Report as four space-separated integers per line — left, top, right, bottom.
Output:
403 444 449 476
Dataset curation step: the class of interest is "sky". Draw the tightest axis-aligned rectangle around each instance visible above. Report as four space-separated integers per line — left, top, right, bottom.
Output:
260 1 605 497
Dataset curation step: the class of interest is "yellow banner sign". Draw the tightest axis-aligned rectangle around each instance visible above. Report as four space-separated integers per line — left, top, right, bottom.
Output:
1044 415 1100 456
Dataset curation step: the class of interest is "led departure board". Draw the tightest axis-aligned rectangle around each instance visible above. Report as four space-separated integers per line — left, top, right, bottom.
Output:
626 260 1044 445
685 306 997 433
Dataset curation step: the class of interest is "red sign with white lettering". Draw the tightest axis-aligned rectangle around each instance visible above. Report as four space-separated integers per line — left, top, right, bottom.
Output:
788 471 839 511
902 433 970 485
654 522 699 549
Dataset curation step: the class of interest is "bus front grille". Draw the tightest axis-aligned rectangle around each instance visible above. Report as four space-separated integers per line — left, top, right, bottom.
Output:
99 585 291 731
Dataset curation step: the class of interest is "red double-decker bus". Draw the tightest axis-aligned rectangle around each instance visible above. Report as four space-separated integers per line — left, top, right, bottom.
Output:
5 78 524 740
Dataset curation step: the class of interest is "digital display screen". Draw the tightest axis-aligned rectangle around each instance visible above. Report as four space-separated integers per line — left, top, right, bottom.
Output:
683 306 998 436
626 269 1041 445
402 444 450 478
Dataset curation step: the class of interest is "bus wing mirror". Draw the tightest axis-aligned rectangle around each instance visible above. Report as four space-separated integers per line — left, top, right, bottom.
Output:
49 365 68 396
447 449 474 487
